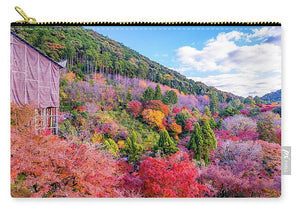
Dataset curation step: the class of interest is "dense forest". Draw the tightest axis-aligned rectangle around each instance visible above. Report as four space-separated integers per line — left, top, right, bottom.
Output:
11 26 281 198
261 89 281 103
11 26 240 102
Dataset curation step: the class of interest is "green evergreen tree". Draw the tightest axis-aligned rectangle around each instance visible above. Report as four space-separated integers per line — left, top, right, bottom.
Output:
123 131 143 162
192 107 201 119
209 117 216 129
104 138 119 156
175 109 193 127
188 123 204 161
202 121 217 151
272 106 281 117
204 106 211 117
220 104 240 117
142 87 155 102
162 90 178 105
209 92 219 116
244 96 255 105
216 118 223 130
126 89 132 103
153 129 179 156
154 84 162 100
188 122 217 165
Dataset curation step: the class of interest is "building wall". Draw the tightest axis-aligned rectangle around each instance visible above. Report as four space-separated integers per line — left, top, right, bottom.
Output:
10 34 61 108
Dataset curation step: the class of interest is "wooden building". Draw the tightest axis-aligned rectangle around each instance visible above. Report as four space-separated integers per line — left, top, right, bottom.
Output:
11 32 64 134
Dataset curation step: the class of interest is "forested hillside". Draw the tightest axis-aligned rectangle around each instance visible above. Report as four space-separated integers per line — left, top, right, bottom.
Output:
11 25 281 198
11 25 238 101
261 89 281 103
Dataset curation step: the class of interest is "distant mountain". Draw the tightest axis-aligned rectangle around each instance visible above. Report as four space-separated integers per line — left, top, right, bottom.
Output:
11 25 241 102
261 89 281 103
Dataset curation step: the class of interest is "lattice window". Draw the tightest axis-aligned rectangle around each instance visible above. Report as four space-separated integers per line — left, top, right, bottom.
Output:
35 107 58 134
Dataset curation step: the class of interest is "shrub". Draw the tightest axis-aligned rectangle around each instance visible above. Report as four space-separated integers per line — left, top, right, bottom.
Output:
127 100 143 118
11 130 124 197
221 115 257 135
139 152 209 197
200 140 281 197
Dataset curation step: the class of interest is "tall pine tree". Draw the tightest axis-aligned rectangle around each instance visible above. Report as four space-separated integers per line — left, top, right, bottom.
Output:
188 122 217 165
202 120 217 151
209 92 219 116
123 131 143 162
162 90 178 105
204 106 211 117
188 123 204 161
154 84 162 100
153 129 179 156
142 87 155 102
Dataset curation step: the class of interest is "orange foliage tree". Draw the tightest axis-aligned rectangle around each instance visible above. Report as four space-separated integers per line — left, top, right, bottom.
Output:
141 109 165 130
143 100 170 115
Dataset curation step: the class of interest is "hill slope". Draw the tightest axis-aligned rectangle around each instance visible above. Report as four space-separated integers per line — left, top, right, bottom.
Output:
11 25 240 101
261 89 281 103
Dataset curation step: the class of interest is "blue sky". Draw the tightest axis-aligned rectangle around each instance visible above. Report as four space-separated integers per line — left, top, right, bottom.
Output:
86 26 281 97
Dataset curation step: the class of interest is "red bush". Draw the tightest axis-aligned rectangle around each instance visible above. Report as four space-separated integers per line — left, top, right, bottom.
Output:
143 100 170 115
139 152 209 197
11 129 124 197
127 100 143 118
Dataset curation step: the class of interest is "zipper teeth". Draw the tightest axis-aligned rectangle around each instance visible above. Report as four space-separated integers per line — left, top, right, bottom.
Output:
11 21 281 26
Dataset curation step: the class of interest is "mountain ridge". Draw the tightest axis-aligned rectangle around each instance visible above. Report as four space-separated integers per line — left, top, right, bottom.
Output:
11 25 242 102
260 89 281 103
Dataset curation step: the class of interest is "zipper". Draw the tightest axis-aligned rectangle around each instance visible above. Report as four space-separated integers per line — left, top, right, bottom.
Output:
13 6 281 26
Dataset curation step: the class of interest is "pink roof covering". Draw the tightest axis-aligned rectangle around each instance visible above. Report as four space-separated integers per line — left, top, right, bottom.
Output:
10 33 61 108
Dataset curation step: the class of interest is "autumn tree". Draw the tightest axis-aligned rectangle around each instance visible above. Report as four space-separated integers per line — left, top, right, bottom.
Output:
11 130 124 197
257 113 279 144
143 100 170 115
127 100 143 118
184 117 197 132
154 84 162 100
152 129 179 156
168 121 182 141
141 109 165 130
175 109 193 127
139 152 209 197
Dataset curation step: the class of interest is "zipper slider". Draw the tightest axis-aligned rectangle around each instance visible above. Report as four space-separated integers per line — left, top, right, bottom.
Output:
15 6 37 24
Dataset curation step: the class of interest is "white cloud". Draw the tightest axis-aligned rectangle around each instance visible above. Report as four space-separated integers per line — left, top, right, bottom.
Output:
248 26 281 41
189 72 281 97
175 29 281 74
174 27 281 97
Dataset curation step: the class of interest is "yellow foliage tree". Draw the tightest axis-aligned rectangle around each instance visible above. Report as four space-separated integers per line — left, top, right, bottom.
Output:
141 109 165 130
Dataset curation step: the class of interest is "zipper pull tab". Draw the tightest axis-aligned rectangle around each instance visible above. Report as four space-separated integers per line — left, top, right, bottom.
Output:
15 6 37 24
